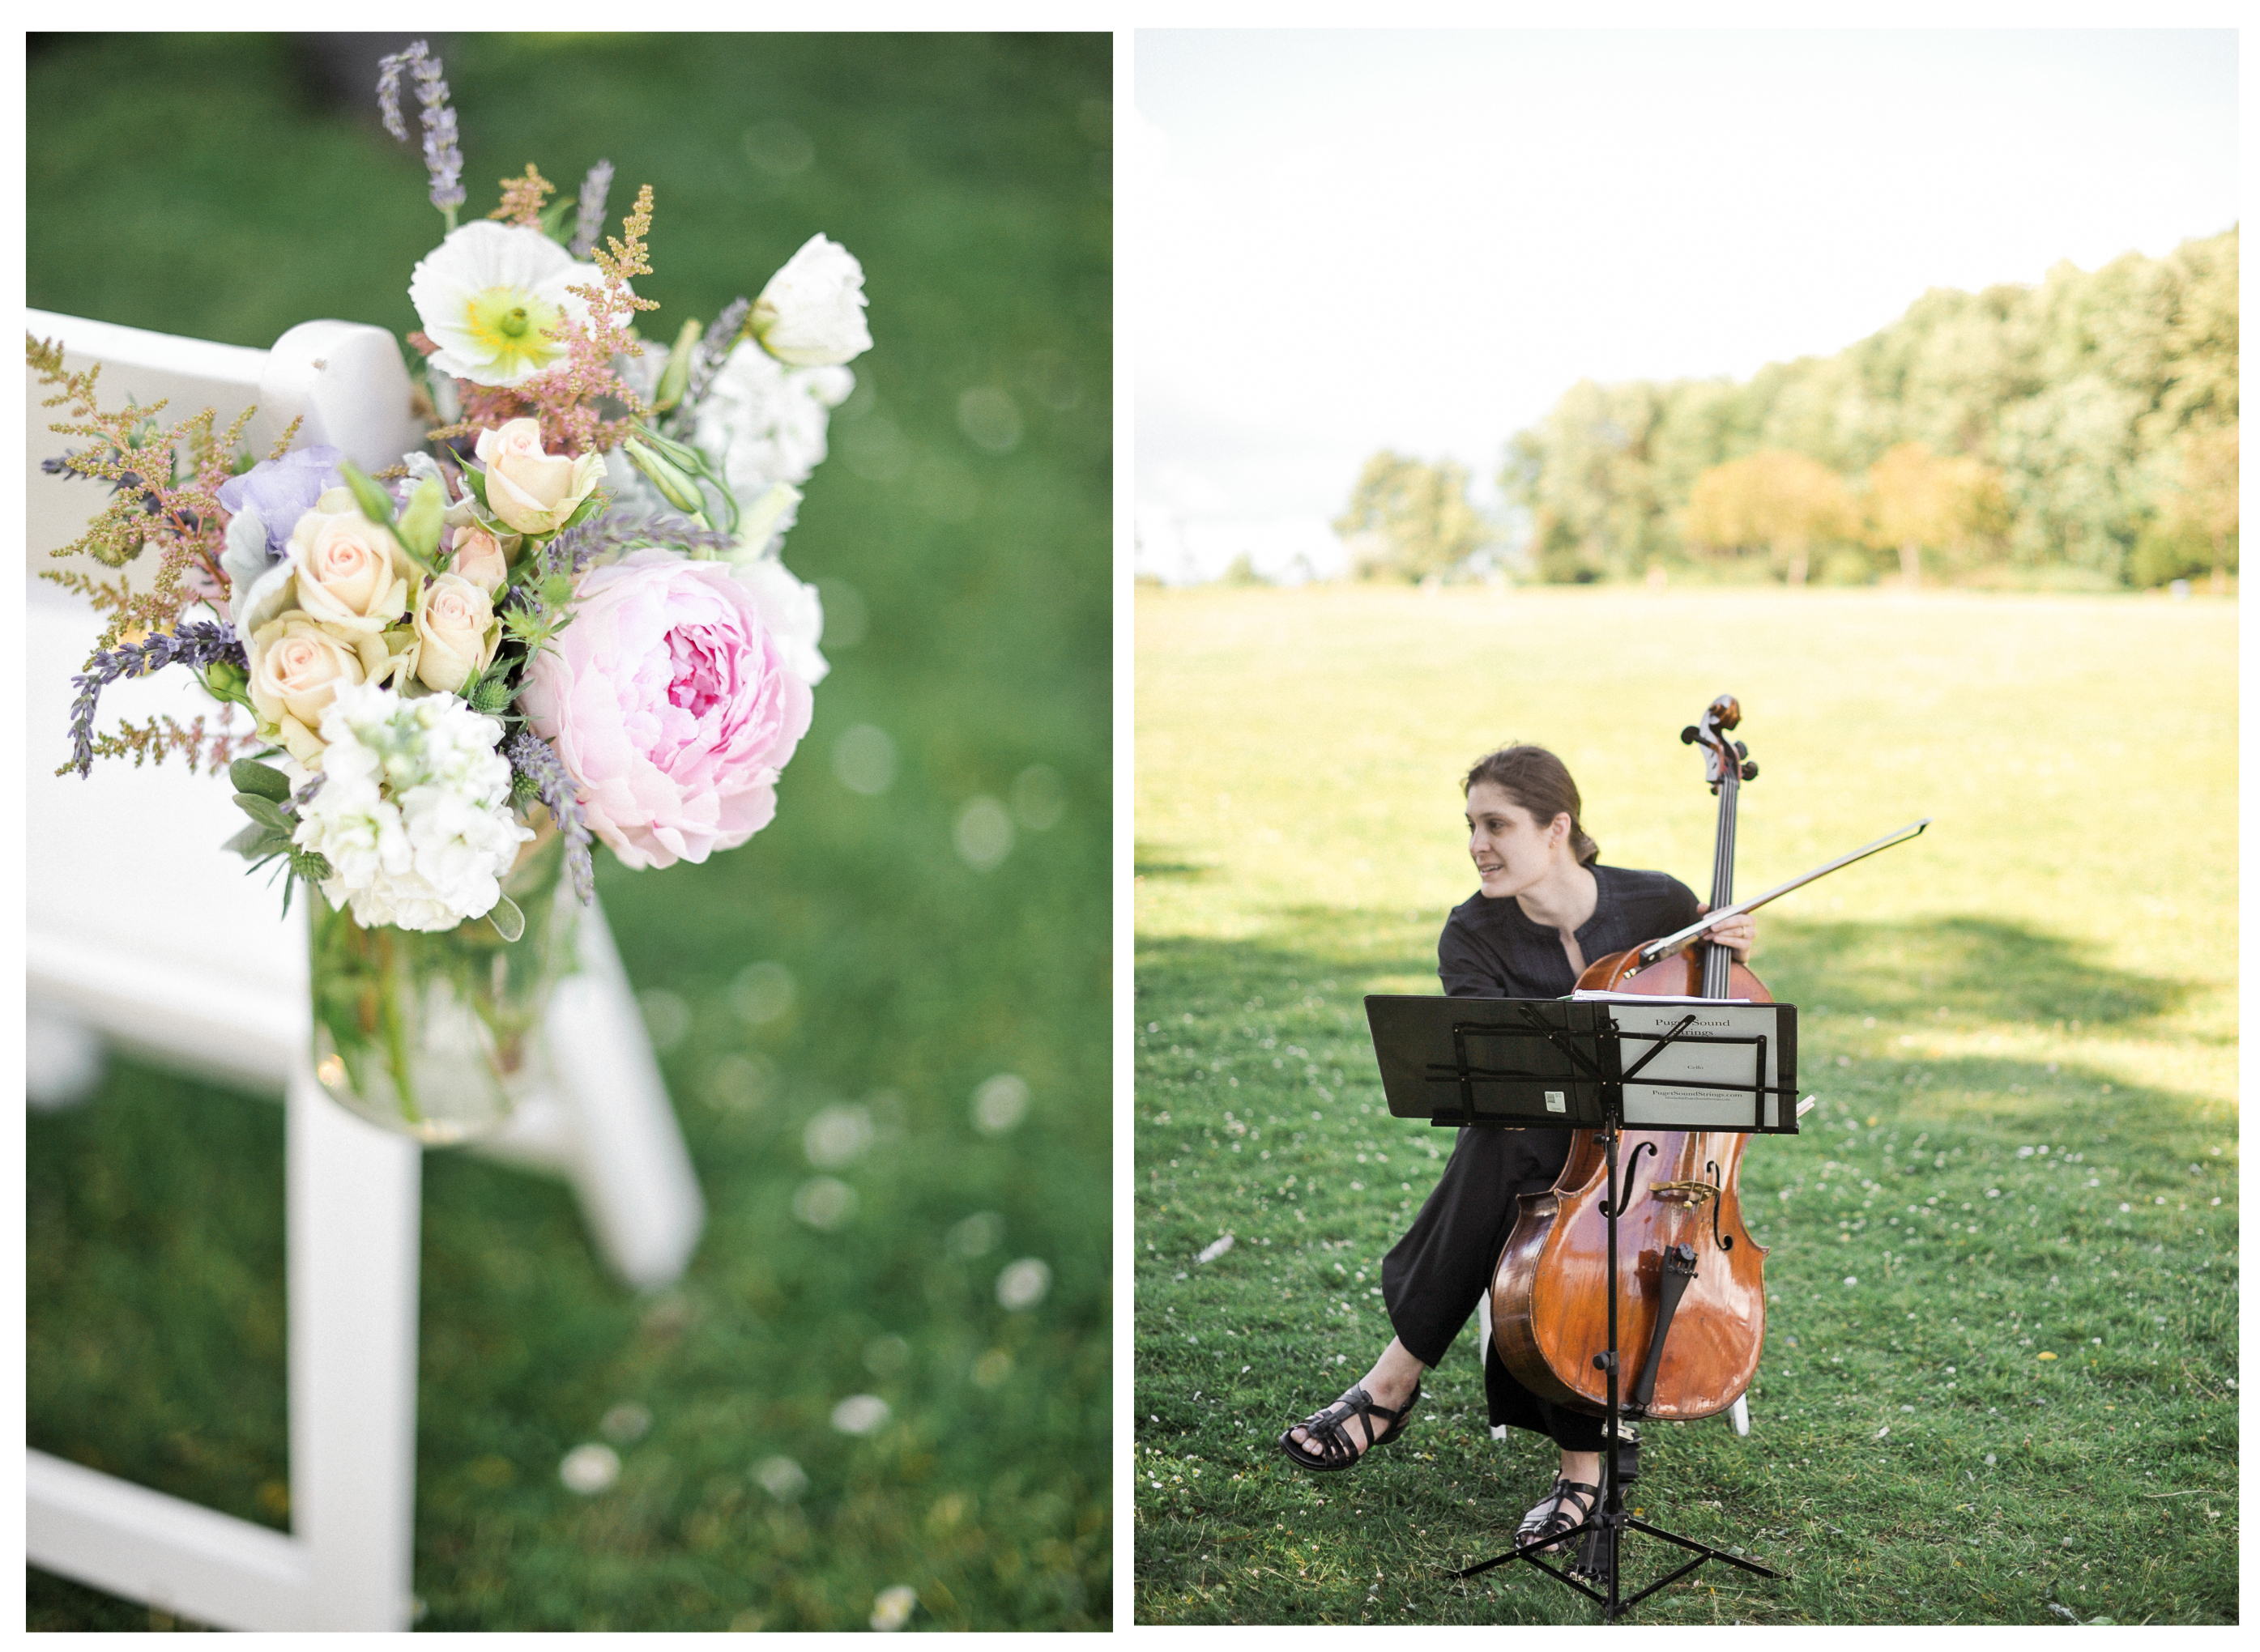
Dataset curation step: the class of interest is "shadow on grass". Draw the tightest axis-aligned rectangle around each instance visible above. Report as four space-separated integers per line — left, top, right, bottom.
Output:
1139 907 2196 1037
1135 842 1216 880
1132 908 2237 1625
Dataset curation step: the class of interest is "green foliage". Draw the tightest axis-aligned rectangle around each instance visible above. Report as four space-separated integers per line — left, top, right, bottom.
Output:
29 29 1109 1631
1136 584 2237 1624
1335 451 1490 582
1683 448 1856 585
228 757 292 803
1504 230 2239 585
395 476 447 563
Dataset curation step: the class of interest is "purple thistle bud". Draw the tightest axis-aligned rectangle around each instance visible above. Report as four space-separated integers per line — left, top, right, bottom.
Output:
569 160 615 260
504 730 595 904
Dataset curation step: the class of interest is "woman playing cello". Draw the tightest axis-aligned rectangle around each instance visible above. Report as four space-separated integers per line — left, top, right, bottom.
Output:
1277 743 1755 1553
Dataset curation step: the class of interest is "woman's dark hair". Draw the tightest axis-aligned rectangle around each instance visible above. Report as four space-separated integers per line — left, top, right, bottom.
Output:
1462 743 1599 866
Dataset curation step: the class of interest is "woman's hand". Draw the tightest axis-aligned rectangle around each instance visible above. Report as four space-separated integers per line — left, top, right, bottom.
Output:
1696 903 1755 961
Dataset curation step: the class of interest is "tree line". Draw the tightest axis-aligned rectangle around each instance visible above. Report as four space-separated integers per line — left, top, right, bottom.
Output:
1337 227 2237 590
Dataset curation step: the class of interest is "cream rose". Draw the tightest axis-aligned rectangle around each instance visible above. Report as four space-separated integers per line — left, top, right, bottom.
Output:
249 614 371 765
475 418 604 535
286 488 413 633
412 573 501 693
448 524 514 594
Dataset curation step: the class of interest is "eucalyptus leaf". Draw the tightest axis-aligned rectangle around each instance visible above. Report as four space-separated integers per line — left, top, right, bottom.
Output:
224 820 279 857
233 792 293 831
230 758 292 801
487 893 527 943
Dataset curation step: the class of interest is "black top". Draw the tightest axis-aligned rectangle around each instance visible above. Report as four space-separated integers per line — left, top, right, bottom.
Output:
1437 863 1702 998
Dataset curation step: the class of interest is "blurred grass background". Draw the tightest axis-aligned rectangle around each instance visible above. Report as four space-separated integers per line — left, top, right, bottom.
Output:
27 31 1111 1631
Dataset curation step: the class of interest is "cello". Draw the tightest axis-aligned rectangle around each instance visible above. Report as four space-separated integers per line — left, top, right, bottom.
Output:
1488 694 1770 1421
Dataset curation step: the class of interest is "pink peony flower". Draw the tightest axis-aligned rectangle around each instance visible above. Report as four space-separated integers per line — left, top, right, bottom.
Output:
519 549 813 871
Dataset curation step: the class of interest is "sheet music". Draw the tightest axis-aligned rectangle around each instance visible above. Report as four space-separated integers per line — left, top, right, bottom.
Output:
1604 999 1789 1128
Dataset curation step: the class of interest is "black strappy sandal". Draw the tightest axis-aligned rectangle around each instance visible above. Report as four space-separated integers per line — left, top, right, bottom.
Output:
1515 1477 1599 1555
1276 1382 1421 1472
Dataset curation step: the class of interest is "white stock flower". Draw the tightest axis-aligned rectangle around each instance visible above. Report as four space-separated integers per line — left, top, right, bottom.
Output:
295 683 532 931
753 234 872 367
408 221 600 388
692 338 853 505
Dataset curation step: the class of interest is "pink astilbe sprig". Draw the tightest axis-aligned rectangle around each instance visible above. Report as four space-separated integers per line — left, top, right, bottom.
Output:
434 183 661 457
28 333 261 651
490 162 556 231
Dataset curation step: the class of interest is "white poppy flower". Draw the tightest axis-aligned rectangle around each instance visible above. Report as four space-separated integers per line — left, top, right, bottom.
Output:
753 234 872 367
408 221 601 388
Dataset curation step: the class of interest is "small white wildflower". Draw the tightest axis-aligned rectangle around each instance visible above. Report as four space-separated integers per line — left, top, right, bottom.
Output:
971 1073 1030 1134
559 1442 619 1494
996 1257 1051 1309
295 683 531 930
804 1105 875 1168
870 1585 918 1632
832 1394 890 1435
753 1455 808 1500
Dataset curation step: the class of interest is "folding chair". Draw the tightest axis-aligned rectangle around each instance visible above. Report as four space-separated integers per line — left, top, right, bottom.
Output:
23 308 706 1629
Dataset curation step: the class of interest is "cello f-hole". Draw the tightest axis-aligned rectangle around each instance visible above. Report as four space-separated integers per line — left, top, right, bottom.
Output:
1706 1158 1733 1251
1602 1139 1659 1218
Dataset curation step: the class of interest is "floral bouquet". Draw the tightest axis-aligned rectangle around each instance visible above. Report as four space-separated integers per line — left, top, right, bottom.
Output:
28 41 871 1141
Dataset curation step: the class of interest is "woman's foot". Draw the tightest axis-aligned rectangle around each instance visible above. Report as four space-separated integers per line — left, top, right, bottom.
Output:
1277 1378 1421 1471
1515 1476 1599 1554
1282 1341 1424 1467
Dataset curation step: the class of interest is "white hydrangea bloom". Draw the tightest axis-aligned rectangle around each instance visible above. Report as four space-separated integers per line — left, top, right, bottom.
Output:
295 683 532 932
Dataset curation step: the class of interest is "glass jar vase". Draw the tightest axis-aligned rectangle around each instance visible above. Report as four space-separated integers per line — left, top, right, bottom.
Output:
307 826 578 1143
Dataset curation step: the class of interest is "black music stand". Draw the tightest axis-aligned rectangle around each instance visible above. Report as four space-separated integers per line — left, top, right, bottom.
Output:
1363 993 1797 1623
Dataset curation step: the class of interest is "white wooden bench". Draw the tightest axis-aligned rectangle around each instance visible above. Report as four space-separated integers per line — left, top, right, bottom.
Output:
23 308 706 1629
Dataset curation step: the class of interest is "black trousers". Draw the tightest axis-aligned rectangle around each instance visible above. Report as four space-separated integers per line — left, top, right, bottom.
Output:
1380 1125 1610 1453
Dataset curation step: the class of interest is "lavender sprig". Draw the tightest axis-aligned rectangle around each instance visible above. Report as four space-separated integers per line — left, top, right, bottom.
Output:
569 160 615 259
505 730 595 903
62 620 245 779
375 49 411 142
672 296 753 428
544 512 737 581
376 41 466 223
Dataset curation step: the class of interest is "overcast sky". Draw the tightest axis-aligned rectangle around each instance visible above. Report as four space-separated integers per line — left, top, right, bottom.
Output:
1131 28 2240 582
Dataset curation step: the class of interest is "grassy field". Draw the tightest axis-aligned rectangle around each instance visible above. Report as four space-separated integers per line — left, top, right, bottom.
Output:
1133 584 2237 1625
27 32 1110 1631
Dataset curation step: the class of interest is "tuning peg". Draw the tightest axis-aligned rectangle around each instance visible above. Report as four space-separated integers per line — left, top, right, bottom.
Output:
1733 741 1749 759
1740 760 1759 781
1681 726 1699 745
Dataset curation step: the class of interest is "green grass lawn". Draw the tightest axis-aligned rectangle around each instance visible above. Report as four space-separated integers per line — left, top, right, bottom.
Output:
27 32 1110 1631
1134 584 2237 1625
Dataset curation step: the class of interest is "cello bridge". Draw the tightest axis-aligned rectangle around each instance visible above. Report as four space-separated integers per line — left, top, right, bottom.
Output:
1648 1179 1718 1207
